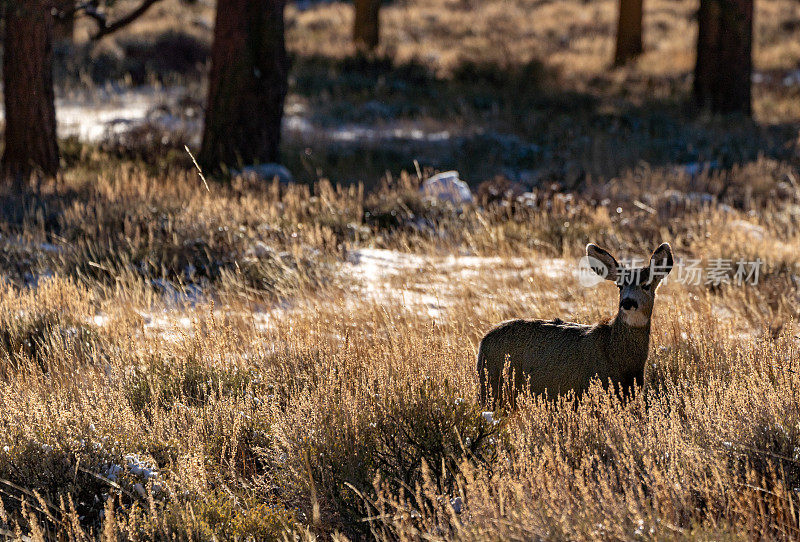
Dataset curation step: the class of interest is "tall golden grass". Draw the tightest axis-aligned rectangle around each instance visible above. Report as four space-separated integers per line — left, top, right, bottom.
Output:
0 157 796 539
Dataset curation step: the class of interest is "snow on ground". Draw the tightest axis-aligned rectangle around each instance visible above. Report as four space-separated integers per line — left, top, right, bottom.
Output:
343 248 576 318
87 248 576 336
0 86 192 142
56 91 162 141
9 69 796 148
346 248 429 283
284 112 453 144
0 86 459 146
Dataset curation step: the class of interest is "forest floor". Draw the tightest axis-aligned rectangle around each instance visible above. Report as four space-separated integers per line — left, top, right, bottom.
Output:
0 0 799 539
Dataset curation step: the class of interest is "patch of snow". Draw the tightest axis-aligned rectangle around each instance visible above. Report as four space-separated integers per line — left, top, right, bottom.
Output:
0 86 194 144
125 454 158 480
418 293 445 318
344 248 575 318
283 110 453 144
93 314 110 327
537 258 574 280
346 248 427 281
56 97 152 142
728 219 766 241
105 464 123 482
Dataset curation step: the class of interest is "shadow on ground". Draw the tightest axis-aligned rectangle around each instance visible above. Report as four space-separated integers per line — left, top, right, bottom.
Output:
47 35 800 190
282 53 800 189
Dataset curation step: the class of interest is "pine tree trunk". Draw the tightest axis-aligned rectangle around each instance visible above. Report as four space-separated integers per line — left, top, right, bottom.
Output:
353 0 380 51
198 0 288 171
693 0 753 114
2 0 60 178
614 0 643 66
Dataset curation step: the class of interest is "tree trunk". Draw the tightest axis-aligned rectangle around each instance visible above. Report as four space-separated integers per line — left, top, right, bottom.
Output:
693 0 753 114
613 0 643 66
2 0 60 179
199 0 288 172
353 0 380 51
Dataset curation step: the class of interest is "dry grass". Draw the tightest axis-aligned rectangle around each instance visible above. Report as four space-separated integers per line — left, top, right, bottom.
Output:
0 157 797 539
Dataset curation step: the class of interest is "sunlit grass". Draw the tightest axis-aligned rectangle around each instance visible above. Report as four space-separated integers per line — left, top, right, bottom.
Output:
0 155 796 538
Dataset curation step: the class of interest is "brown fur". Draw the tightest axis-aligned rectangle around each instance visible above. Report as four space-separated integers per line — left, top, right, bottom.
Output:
477 243 673 406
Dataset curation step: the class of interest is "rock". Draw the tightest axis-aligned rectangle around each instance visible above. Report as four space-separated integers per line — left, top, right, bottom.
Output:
234 163 293 184
421 171 473 204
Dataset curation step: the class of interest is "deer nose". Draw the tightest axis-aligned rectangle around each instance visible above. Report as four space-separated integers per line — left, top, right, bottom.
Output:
621 298 638 310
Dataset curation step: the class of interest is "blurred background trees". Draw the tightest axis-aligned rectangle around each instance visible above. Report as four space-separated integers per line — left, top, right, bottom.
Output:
354 0 381 51
614 0 643 65
0 0 770 185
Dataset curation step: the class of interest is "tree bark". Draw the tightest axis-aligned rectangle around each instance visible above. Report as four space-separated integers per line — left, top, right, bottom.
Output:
2 0 60 178
353 0 380 51
693 0 753 114
613 0 643 66
199 0 288 172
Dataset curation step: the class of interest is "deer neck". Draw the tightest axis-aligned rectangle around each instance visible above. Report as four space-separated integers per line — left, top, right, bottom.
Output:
609 313 652 374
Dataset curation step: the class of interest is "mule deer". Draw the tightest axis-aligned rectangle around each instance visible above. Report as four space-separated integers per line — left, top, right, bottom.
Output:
477 243 673 406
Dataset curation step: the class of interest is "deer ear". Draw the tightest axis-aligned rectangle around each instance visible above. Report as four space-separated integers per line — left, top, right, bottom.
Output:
649 242 674 281
586 243 618 282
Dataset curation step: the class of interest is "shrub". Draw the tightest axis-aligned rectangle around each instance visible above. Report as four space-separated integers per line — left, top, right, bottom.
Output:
298 380 501 536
